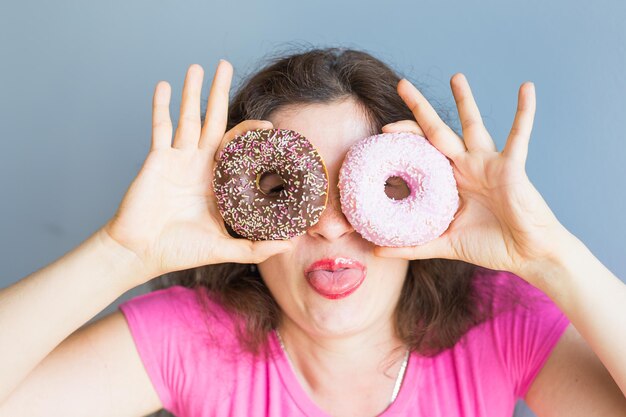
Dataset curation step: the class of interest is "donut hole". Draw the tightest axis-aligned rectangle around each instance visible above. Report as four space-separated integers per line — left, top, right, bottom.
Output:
256 171 286 196
384 176 411 200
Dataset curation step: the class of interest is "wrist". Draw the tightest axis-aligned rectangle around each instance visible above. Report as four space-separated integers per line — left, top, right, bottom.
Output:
95 226 157 287
515 224 590 303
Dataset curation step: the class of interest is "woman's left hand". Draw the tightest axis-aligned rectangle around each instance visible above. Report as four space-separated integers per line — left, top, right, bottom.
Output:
375 74 569 282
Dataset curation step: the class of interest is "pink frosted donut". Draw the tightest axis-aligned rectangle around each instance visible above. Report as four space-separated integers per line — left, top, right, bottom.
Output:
338 132 459 247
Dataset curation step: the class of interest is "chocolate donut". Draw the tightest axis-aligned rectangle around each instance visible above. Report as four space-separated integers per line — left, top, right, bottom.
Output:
213 128 328 240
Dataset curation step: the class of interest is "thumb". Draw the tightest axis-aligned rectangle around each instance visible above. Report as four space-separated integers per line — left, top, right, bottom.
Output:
220 238 293 264
374 236 455 261
249 239 294 262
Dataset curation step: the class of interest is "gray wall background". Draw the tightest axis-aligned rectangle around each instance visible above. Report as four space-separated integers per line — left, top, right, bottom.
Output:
1 1 624 416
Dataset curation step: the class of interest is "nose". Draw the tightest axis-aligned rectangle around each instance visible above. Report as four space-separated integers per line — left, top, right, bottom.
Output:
306 184 355 241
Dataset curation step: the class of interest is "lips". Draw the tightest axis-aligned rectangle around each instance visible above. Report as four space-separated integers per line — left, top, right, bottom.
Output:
304 258 366 299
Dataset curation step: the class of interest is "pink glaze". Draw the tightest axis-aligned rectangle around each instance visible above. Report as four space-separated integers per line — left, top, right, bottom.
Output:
338 132 459 247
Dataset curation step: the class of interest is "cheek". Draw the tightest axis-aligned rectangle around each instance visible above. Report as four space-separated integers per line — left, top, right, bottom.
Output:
257 235 307 282
371 256 410 274
367 259 410 290
258 252 299 294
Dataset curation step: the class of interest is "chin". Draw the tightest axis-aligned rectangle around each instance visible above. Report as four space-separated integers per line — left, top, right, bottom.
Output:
300 294 375 336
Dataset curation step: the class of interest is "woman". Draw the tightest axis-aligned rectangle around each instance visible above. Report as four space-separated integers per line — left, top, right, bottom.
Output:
0 47 624 416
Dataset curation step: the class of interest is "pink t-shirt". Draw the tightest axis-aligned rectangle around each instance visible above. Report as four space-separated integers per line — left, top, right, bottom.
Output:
118 268 570 416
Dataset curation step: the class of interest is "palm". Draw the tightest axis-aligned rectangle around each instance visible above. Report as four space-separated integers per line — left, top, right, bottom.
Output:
439 152 560 273
109 148 226 273
103 62 291 278
377 74 565 279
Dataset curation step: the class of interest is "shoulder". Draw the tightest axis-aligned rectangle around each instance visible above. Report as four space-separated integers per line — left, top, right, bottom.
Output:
117 286 256 416
120 285 229 318
120 284 207 309
466 268 571 397
470 267 571 346
118 285 241 348
471 266 567 319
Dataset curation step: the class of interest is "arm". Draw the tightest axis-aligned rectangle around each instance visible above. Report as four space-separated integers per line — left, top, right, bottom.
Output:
0 228 149 404
373 74 625 411
525 323 626 416
0 61 290 410
0 310 164 416
521 226 626 398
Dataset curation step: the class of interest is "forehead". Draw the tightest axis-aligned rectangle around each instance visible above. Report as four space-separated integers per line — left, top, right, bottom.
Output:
267 97 374 164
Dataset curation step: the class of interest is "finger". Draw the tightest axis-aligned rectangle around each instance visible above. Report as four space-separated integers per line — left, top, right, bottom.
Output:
502 82 536 165
450 73 497 152
151 81 173 151
373 236 456 261
199 59 234 151
214 120 274 162
397 79 467 160
172 64 204 150
381 120 426 137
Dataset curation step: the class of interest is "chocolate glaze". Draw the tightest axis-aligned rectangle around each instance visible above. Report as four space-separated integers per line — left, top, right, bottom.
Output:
213 128 329 240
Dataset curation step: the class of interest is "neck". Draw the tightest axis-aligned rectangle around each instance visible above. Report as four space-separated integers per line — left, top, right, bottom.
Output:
275 317 408 394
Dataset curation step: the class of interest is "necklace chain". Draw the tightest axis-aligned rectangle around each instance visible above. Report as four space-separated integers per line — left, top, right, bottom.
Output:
274 329 409 405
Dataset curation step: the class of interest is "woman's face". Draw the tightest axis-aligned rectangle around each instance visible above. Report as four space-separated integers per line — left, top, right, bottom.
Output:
258 97 410 339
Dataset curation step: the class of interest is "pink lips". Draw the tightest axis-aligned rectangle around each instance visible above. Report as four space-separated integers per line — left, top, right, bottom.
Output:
304 258 366 299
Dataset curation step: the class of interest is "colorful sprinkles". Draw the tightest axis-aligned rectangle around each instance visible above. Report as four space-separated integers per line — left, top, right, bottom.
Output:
213 128 329 240
338 132 459 247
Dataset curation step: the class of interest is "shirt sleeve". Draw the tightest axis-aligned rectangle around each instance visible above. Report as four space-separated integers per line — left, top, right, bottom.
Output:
488 271 571 399
118 285 204 415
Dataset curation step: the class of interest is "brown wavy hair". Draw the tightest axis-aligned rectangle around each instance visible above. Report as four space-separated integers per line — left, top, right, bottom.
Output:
151 44 523 364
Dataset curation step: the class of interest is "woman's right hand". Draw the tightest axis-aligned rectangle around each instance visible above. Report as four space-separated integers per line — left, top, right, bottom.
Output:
102 61 292 280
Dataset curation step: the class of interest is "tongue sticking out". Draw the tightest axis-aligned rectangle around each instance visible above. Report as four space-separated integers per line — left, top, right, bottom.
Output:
305 268 364 296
